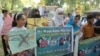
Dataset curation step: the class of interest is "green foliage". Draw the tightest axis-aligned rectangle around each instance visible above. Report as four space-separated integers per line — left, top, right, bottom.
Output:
39 0 45 5
45 0 64 7
46 0 100 14
0 0 23 11
0 0 100 13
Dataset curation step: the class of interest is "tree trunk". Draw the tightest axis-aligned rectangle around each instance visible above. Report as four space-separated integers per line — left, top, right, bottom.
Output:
11 0 14 10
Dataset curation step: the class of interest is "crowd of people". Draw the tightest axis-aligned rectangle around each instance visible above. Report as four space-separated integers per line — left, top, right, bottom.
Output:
0 7 100 56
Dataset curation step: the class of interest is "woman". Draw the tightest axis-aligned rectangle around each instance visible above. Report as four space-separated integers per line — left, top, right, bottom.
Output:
29 9 41 18
66 15 82 56
66 15 81 35
52 8 64 27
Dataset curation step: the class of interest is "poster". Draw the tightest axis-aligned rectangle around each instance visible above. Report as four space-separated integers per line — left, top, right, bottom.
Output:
8 29 37 54
35 27 73 56
27 18 48 28
78 36 100 56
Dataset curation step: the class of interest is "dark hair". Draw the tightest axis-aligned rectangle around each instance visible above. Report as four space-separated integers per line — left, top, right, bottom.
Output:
29 9 41 18
12 13 24 27
2 9 8 13
87 14 95 20
75 15 80 20
68 13 71 16
37 38 43 47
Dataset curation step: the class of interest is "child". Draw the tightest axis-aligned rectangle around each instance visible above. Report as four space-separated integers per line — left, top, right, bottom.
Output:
9 13 31 56
81 14 95 40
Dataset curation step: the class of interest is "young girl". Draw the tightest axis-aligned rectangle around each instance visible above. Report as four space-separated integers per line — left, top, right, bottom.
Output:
9 13 31 56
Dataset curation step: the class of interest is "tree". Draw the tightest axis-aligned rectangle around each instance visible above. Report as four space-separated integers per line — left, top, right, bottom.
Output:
38 0 45 5
45 0 64 7
0 0 23 11
0 0 100 13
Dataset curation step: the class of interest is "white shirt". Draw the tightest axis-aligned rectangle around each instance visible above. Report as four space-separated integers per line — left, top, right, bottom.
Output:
53 17 64 26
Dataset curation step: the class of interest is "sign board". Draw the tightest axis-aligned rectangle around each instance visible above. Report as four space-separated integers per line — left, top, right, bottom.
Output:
8 29 37 54
35 27 73 56
27 18 48 28
78 36 100 56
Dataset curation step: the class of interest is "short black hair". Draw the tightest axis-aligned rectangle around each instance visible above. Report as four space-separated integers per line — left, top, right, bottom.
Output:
2 9 8 13
87 14 95 20
75 15 80 20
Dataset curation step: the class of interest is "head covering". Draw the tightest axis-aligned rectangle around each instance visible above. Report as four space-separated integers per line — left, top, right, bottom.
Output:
29 9 41 18
53 8 64 26
66 15 80 33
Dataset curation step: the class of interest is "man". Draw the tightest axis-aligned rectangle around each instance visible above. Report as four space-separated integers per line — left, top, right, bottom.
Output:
1 10 13 56
81 14 95 40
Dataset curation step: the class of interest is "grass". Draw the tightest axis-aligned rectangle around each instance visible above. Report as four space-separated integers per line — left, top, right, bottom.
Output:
0 37 4 56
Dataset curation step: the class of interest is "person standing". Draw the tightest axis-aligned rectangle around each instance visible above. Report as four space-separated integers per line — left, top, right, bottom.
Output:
1 10 13 56
66 15 81 33
81 14 95 40
66 15 82 56
66 15 82 40
10 13 31 56
52 8 64 27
